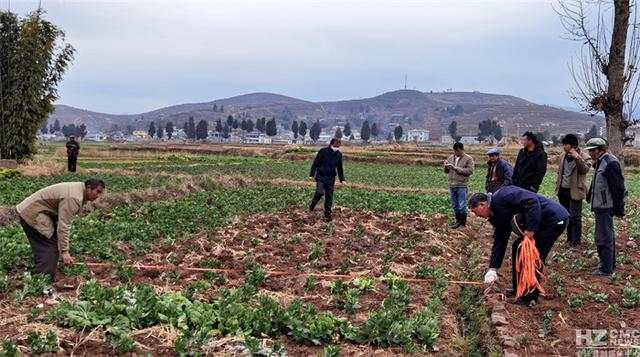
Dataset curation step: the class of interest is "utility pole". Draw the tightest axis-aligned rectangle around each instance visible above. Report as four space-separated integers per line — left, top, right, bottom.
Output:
404 75 407 90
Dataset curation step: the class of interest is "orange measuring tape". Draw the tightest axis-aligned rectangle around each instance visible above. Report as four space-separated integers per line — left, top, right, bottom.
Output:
83 262 482 286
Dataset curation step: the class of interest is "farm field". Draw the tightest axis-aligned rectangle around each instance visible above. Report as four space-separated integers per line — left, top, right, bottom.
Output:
0 142 639 356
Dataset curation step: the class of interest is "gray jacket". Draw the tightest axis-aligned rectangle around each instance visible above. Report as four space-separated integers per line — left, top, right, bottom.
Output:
588 153 626 213
444 154 474 188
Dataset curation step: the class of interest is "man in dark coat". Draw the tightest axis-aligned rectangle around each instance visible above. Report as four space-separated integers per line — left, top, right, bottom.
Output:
485 148 513 193
586 137 626 276
469 186 568 305
65 136 80 172
512 132 547 192
309 138 346 221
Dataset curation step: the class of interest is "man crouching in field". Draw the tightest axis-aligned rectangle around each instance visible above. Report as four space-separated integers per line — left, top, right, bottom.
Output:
469 186 568 305
16 179 105 281
309 138 346 222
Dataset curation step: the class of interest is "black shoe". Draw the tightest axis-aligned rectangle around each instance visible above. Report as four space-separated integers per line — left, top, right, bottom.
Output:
324 216 332 222
590 269 611 277
456 213 467 229
505 288 516 297
512 297 537 306
450 213 461 229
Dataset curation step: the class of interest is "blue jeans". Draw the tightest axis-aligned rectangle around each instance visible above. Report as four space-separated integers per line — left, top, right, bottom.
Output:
449 187 468 214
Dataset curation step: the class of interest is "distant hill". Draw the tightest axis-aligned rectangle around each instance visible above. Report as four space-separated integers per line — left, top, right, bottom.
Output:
48 90 603 139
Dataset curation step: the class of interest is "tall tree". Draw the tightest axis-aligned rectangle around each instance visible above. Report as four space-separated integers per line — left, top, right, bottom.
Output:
196 120 208 140
310 120 321 142
266 118 278 136
371 122 379 138
585 124 599 140
246 119 255 132
222 123 230 139
40 122 48 134
557 0 639 165
53 119 61 133
213 103 218 112
187 116 196 139
256 117 266 133
232 119 239 129
183 122 189 135
220 104 224 113
448 120 462 141
298 121 307 139
77 124 87 139
343 122 352 137
477 119 502 142
335 127 343 139
166 121 174 139
0 10 75 161
291 120 299 139
360 120 371 142
157 124 164 139
227 115 234 128
240 119 247 131
148 122 156 138
394 125 403 142
215 119 223 133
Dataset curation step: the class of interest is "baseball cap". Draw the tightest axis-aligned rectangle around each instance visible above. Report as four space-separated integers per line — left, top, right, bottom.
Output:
585 137 607 150
486 148 500 155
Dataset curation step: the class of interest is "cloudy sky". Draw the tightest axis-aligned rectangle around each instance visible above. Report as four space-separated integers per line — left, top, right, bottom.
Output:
7 0 588 114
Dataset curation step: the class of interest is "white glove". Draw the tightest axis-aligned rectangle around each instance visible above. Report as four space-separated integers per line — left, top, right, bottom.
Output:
484 269 497 284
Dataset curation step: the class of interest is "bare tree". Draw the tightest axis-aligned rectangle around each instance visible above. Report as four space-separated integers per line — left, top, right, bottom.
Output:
556 0 640 164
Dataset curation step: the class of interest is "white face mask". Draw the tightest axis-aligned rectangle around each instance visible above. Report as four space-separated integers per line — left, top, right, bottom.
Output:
331 146 339 152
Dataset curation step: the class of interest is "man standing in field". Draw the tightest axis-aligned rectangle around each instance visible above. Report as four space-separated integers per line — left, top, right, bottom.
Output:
16 179 105 281
65 136 80 172
485 148 513 193
469 186 568 305
555 134 593 248
444 142 474 229
585 138 626 277
512 132 547 193
309 138 346 222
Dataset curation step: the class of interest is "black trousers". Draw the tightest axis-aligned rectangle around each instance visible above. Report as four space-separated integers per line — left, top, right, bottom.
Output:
309 181 334 219
557 187 583 245
20 218 58 281
594 211 616 274
511 219 567 302
68 155 77 172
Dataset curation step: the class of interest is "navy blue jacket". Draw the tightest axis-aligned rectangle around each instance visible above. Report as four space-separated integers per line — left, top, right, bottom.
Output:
487 186 568 269
512 142 547 192
310 147 345 184
485 158 513 192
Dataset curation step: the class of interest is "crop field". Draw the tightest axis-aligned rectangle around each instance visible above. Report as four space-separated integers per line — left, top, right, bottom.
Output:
0 142 639 356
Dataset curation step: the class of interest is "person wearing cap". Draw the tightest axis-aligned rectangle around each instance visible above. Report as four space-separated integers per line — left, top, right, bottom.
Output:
65 136 80 172
555 134 593 248
468 186 568 305
485 148 513 193
443 142 475 229
512 132 547 193
585 137 626 276
16 179 105 281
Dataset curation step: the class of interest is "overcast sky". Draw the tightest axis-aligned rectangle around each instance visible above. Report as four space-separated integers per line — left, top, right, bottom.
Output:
7 0 587 114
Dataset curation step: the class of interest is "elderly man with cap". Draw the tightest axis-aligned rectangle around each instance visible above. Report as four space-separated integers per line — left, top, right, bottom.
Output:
555 134 593 248
585 137 626 276
485 148 513 193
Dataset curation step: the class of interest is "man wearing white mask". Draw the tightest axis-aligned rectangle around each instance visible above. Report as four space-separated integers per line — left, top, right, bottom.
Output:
309 138 346 222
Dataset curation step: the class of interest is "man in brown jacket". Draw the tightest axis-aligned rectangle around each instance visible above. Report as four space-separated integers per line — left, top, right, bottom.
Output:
16 179 105 280
555 134 592 247
444 142 475 228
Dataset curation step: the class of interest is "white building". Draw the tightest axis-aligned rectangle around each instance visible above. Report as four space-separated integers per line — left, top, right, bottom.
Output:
245 131 272 144
404 129 430 142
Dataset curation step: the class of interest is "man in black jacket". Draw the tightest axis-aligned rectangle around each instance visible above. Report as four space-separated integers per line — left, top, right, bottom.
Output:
309 138 346 221
65 136 80 172
469 186 568 305
512 132 547 192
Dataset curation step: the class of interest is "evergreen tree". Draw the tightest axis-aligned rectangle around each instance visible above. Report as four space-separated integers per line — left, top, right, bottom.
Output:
196 120 208 140
40 123 48 134
227 115 234 127
246 119 255 132
220 105 224 113
394 125 403 142
371 123 379 138
310 120 321 142
387 132 393 142
585 124 598 141
157 124 164 139
53 119 61 133
266 118 277 136
0 10 75 161
448 120 462 141
222 123 230 139
166 121 174 139
343 122 352 137
187 116 196 139
360 120 371 142
241 119 247 131
335 127 343 139
77 124 87 138
183 122 189 135
291 120 299 139
148 122 156 138
232 119 239 129
213 103 218 112
216 119 223 133
298 121 307 139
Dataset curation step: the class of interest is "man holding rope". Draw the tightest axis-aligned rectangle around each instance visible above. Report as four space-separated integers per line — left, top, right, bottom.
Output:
468 186 568 305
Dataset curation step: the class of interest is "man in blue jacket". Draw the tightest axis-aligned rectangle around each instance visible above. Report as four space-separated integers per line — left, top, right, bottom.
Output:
485 148 513 193
309 138 346 222
469 186 568 305
585 138 626 276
